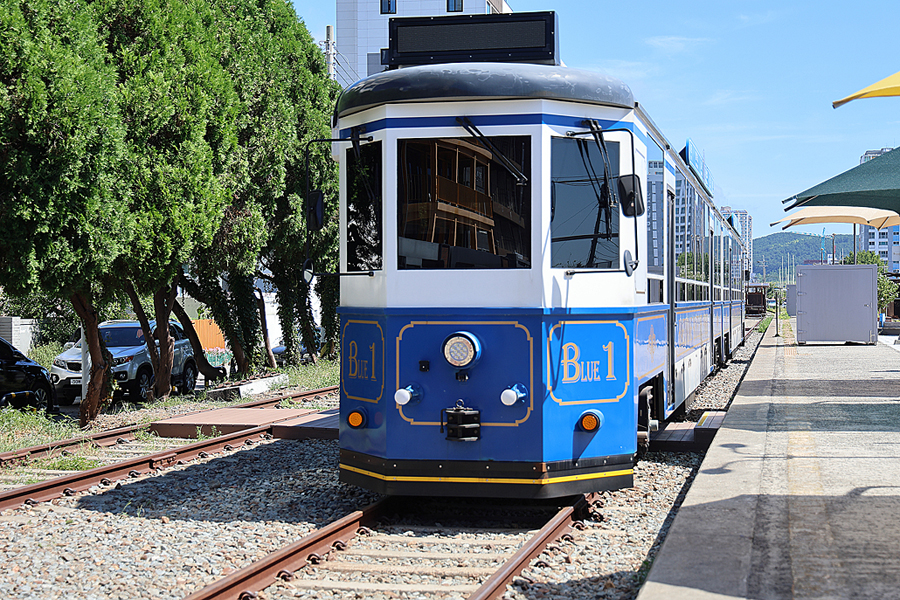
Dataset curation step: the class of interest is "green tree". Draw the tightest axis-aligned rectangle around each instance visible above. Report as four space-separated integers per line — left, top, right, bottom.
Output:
183 0 339 374
0 0 132 424
94 0 239 398
0 289 136 344
842 251 899 312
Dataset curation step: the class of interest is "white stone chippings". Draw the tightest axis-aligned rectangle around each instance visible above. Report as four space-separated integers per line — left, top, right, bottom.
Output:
0 331 761 600
0 437 378 600
257 332 763 600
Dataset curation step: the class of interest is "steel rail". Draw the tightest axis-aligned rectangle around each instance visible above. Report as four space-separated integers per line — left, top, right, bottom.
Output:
0 423 149 467
0 385 338 469
467 494 593 600
185 494 593 600
184 497 396 600
0 424 276 511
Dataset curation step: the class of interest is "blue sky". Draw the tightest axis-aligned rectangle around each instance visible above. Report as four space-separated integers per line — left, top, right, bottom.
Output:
294 1 900 240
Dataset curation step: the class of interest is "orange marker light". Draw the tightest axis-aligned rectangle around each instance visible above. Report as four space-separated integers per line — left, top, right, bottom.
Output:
348 410 366 429
577 410 603 432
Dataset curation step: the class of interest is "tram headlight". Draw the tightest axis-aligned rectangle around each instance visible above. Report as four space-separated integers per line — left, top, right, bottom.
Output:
441 332 481 369
347 408 368 429
577 410 604 433
394 383 423 406
500 383 527 406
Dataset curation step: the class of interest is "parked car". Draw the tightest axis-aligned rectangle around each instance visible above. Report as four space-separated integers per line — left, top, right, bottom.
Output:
50 320 198 404
0 336 55 411
272 327 322 367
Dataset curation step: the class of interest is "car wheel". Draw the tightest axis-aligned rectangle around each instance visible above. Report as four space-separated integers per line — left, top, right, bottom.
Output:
181 363 197 395
32 383 51 410
132 368 154 401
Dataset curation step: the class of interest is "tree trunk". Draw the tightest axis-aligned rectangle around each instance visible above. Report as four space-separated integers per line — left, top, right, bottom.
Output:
70 291 110 427
315 274 339 360
180 274 250 378
298 281 318 366
152 283 178 399
125 280 159 376
171 299 226 381
255 288 277 369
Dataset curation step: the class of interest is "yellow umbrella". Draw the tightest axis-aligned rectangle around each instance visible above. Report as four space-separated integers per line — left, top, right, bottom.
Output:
770 205 900 229
833 69 900 108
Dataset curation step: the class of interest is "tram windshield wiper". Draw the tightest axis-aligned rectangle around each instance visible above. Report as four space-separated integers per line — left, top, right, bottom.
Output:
456 117 528 185
350 126 377 203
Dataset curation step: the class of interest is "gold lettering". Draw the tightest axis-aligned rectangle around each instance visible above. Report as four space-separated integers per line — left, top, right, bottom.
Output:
604 341 616 381
348 341 358 378
561 342 581 383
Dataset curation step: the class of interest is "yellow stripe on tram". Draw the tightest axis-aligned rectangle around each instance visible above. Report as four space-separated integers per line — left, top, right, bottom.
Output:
340 464 633 485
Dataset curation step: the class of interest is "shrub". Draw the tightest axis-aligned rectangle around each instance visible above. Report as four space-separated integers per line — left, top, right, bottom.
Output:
28 342 65 370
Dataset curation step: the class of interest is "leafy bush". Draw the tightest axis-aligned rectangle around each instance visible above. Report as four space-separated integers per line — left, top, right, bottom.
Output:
28 342 65 370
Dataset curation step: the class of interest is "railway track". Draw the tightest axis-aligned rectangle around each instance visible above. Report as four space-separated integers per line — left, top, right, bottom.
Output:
185 494 598 600
0 385 338 508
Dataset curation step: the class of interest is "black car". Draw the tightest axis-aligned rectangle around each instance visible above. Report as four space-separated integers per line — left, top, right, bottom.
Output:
0 336 55 411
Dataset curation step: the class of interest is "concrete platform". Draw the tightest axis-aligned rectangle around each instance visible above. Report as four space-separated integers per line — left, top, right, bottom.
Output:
638 320 900 599
150 408 316 438
271 408 339 440
650 411 726 452
204 374 289 401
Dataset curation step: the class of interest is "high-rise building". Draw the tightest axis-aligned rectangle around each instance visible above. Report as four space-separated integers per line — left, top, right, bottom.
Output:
646 161 665 271
856 148 897 270
335 0 513 88
861 148 894 164
720 206 753 275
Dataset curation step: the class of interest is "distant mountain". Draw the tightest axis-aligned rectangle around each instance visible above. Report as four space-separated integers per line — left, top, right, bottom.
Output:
752 231 855 282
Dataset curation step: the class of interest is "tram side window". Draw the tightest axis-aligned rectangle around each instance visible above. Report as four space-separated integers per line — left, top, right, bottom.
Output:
646 145 665 275
347 142 383 272
397 136 531 269
551 137 620 269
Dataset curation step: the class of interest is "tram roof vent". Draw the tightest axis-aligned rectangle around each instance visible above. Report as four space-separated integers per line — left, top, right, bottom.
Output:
382 11 560 69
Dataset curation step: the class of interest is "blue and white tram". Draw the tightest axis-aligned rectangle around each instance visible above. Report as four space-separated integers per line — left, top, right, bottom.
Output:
331 19 745 499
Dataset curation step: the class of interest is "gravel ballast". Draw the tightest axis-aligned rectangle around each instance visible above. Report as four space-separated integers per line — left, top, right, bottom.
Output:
0 331 762 599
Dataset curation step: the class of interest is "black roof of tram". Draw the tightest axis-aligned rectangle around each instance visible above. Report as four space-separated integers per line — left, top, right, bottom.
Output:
334 62 635 120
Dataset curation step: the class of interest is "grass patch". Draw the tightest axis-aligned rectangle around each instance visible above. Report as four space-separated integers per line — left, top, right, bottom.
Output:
0 408 83 453
32 454 104 471
280 358 340 390
758 316 773 333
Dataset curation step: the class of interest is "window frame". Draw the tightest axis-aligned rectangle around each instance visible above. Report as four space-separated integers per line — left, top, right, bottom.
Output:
447 0 463 12
380 0 396 15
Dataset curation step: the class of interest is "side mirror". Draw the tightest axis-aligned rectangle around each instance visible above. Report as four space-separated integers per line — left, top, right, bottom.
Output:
302 258 315 285
307 190 325 231
64 342 75 350
624 249 636 276
618 175 645 217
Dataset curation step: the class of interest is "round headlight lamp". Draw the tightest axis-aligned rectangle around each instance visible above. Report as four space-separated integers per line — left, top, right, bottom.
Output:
441 332 481 369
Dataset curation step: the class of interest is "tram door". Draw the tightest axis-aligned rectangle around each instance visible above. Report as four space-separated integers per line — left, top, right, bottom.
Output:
666 190 677 414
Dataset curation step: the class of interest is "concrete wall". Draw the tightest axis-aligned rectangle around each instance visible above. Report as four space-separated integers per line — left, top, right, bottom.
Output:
0 316 36 354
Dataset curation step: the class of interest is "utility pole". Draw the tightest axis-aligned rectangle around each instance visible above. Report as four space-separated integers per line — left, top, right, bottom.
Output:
758 257 767 282
325 25 335 80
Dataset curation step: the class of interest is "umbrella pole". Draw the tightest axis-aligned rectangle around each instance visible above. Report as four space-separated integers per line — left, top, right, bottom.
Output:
854 224 857 263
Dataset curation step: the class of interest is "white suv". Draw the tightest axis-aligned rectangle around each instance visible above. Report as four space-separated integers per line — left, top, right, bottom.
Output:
50 320 198 404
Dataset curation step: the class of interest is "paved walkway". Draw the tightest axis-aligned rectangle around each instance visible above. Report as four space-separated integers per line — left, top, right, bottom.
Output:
638 318 900 600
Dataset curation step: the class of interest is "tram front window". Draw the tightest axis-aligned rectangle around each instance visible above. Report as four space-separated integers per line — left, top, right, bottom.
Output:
397 136 531 270
347 141 383 272
550 137 620 269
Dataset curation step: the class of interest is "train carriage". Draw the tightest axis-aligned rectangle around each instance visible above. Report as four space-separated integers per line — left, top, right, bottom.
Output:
323 12 746 499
